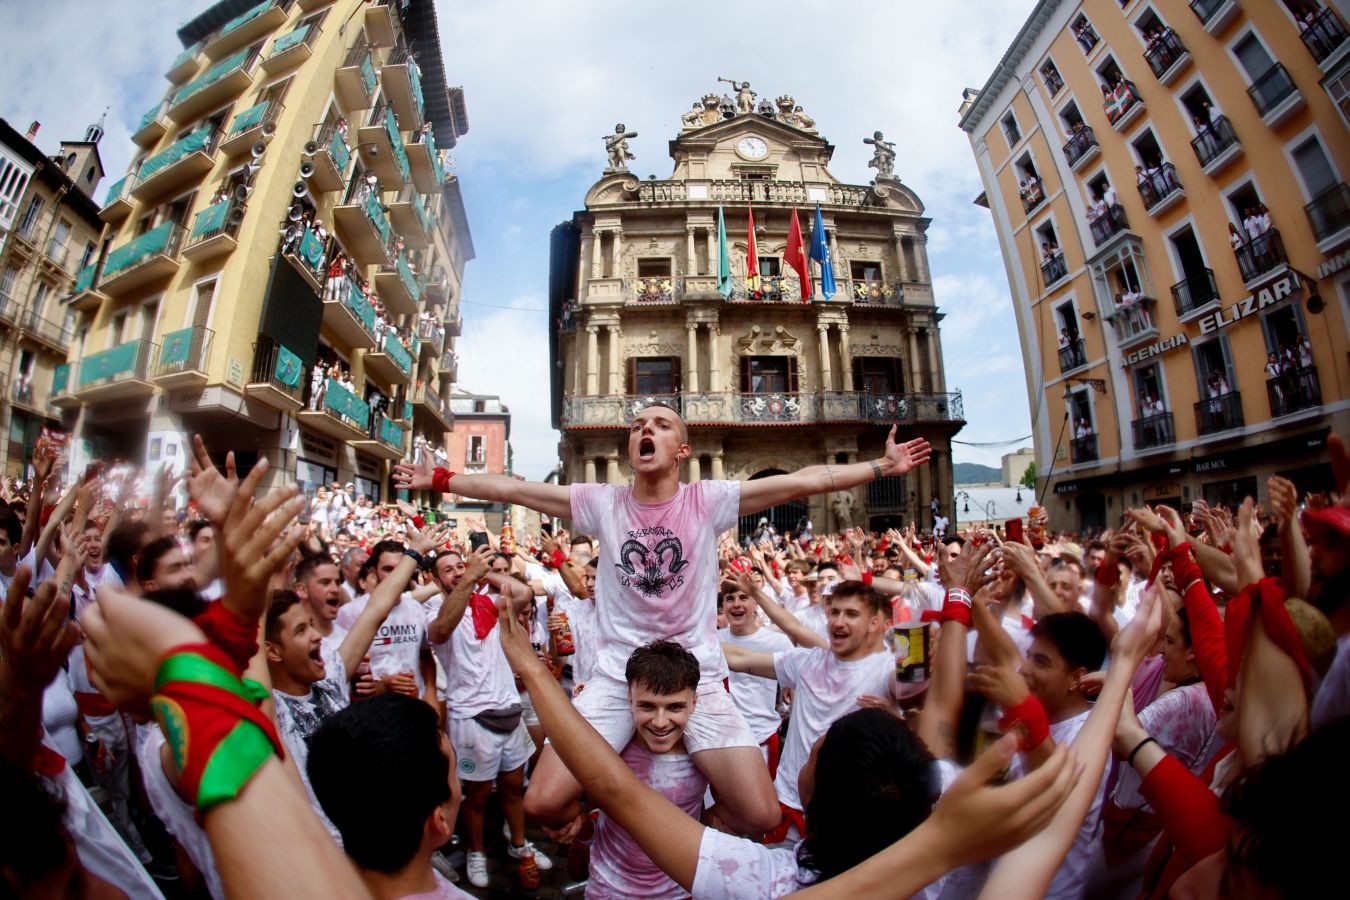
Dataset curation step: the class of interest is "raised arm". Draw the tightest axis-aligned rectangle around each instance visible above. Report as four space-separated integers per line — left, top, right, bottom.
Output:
735 570 825 648
1001 541 1064 619
738 426 929 516
341 523 452 676
1266 476 1309 602
918 540 996 759
721 641 779 680
18 455 53 557
426 546 492 644
394 455 571 520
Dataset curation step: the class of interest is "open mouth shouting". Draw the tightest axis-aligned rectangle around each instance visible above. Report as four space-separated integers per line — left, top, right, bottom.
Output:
638 437 657 461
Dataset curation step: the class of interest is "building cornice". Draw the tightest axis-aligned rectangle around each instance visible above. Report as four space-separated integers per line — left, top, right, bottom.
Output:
958 0 1062 133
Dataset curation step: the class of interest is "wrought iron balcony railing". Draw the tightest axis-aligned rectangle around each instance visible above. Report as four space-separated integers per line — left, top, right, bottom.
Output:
1063 127 1099 167
1137 163 1183 211
1299 7 1347 64
1195 390 1244 435
1171 268 1220 316
1267 366 1322 418
1041 252 1068 287
1132 412 1175 450
1071 434 1099 463
1144 29 1189 79
1233 230 1288 285
1089 203 1129 246
1305 183 1350 244
1058 338 1087 373
1247 64 1299 117
1191 115 1240 169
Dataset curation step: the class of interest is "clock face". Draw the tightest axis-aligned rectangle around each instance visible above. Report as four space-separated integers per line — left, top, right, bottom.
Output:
736 136 769 160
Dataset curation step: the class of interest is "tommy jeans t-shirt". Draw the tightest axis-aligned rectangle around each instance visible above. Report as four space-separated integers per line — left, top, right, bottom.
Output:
772 647 895 812
571 480 740 684
589 742 707 899
335 592 428 693
721 627 792 743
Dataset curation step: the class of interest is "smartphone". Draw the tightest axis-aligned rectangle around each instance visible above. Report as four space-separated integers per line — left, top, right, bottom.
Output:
541 522 553 536
469 531 490 552
1005 518 1025 544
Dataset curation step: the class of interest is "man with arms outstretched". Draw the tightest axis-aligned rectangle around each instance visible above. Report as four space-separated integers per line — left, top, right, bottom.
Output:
396 402 930 833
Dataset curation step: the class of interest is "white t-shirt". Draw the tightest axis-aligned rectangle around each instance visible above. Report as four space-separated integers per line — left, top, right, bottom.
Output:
589 742 707 899
403 870 475 899
691 760 961 899
721 626 792 743
793 604 829 641
1008 708 1104 900
42 666 83 766
778 584 812 616
556 594 599 686
426 591 520 719
1312 632 1350 728
336 592 428 693
571 480 740 683
772 647 895 811
138 727 224 899
273 652 351 839
1111 682 1218 810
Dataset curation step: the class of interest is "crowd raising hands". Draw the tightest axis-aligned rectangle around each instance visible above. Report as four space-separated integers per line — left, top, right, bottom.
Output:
0 423 1344 898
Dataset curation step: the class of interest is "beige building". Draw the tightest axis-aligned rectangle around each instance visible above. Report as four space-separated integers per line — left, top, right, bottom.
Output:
61 0 470 506
548 85 965 535
960 0 1350 531
0 118 106 475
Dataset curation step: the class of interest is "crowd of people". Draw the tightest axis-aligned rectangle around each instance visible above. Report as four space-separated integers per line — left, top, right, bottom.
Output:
0 405 1345 898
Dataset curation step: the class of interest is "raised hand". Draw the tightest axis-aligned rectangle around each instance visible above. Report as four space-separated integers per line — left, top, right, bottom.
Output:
1267 476 1298 533
1 567 80 700
881 426 932 477
1231 498 1263 589
79 585 206 718
393 455 435 492
1111 576 1162 664
406 520 454 555
943 536 997 593
187 434 240 525
967 663 1030 710
218 459 306 621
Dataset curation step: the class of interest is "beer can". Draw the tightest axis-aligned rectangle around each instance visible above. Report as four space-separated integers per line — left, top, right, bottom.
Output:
893 623 930 683
553 611 576 656
501 522 516 556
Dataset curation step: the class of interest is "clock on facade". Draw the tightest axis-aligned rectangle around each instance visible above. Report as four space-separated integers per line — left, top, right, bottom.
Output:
735 136 769 160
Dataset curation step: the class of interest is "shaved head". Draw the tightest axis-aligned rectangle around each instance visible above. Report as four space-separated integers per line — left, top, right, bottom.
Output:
632 403 688 444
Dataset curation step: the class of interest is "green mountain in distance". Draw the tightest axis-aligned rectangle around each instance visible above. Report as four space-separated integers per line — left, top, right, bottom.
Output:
953 462 1002 485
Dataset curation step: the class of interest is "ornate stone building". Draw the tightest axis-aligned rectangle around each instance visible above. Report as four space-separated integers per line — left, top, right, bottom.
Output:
548 84 965 535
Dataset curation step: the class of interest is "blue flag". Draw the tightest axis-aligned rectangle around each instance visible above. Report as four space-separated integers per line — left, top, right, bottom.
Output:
809 205 835 300
716 205 732 299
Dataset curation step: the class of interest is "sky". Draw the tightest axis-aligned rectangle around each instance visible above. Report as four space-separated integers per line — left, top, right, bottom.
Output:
0 0 1042 480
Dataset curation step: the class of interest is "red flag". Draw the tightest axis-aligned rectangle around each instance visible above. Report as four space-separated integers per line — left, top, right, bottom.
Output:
745 206 760 297
784 208 810 301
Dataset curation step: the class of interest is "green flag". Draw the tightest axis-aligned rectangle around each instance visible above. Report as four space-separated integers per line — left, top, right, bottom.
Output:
716 205 732 299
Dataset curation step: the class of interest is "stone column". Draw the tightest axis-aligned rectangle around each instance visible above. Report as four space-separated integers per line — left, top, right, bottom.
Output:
828 229 843 280
711 448 724 480
686 226 696 275
708 325 721 393
706 228 715 278
817 323 832 391
892 230 909 282
914 234 930 283
907 326 922 394
585 326 600 395
594 232 608 282
583 457 596 484
839 324 853 391
686 324 700 394
605 453 620 485
612 228 624 278
573 324 585 394
929 331 946 392
687 455 701 482
607 324 622 396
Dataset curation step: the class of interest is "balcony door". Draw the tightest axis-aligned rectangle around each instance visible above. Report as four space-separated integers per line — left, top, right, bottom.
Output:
628 356 680 396
853 356 904 394
740 356 797 395
1233 33 1275 82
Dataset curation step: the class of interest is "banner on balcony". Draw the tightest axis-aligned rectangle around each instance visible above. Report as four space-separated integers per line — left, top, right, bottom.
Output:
270 25 309 57
161 328 194 366
53 363 69 395
193 200 229 238
300 228 325 272
229 101 269 136
79 342 138 387
275 345 303 387
324 380 369 422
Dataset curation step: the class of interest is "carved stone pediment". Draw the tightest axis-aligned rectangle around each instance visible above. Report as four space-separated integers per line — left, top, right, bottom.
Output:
735 324 801 354
852 343 904 357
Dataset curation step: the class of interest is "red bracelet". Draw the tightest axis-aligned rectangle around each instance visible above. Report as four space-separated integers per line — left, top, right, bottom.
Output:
1094 559 1120 588
998 694 1050 752
940 588 973 627
545 549 566 570
862 571 874 586
431 467 456 494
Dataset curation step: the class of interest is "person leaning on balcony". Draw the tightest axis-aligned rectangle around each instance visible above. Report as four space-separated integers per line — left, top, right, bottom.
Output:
1297 334 1314 369
309 363 328 411
1228 223 1245 250
325 253 346 303
1102 181 1118 209
1255 203 1272 234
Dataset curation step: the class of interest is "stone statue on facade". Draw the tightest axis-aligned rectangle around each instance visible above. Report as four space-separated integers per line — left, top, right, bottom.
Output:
682 93 724 129
718 77 756 114
864 130 897 179
794 107 817 131
603 123 638 172
756 98 776 117
831 490 856 530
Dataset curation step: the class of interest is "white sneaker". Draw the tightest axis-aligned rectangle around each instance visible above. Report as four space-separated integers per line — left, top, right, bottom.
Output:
466 851 489 888
508 839 553 871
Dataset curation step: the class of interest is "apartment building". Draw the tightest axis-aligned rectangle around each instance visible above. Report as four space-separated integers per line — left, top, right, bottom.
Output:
0 118 105 475
442 390 513 534
549 84 965 535
960 0 1349 530
62 0 471 504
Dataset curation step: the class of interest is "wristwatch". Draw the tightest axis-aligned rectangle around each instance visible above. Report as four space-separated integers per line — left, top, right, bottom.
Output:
402 547 430 571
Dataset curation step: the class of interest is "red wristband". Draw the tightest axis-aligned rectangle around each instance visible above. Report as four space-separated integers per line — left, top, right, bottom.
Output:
998 694 1051 752
862 571 873 586
940 588 973 627
546 549 566 570
1094 559 1120 588
412 515 426 530
431 467 456 494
